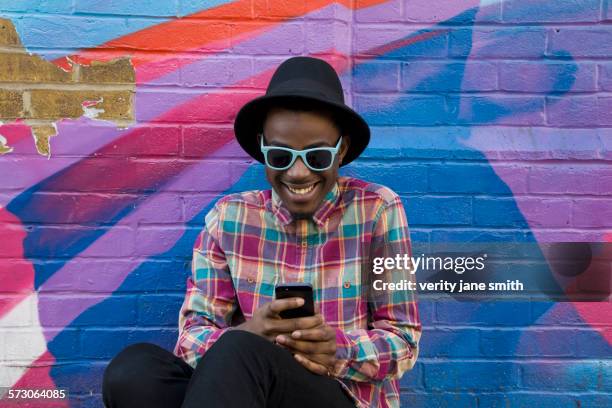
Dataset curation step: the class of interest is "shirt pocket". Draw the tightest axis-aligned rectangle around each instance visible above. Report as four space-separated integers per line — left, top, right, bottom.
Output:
232 258 278 318
337 259 367 323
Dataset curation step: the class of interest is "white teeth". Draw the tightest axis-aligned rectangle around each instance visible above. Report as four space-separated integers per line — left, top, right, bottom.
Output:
287 184 315 195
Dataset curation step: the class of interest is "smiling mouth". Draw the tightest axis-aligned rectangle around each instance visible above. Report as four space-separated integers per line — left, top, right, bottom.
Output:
284 182 318 195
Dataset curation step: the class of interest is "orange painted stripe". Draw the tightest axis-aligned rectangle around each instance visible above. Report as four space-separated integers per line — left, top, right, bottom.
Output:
55 0 387 69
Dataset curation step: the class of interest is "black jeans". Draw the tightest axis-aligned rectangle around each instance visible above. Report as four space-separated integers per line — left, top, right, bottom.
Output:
102 330 356 408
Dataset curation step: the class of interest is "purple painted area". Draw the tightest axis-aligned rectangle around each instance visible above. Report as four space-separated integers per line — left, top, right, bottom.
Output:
135 88 199 122
499 62 597 93
600 129 612 160
458 96 546 125
547 27 612 58
452 27 547 58
465 127 606 161
179 56 254 88
547 96 612 128
488 165 530 195
353 25 446 56
465 127 611 239
529 165 612 196
402 61 497 92
355 0 401 23
0 119 129 207
597 97 612 126
573 200 612 228
546 96 599 127
230 23 305 55
514 198 572 228
352 0 490 55
305 19 351 55
402 0 481 22
37 141 249 341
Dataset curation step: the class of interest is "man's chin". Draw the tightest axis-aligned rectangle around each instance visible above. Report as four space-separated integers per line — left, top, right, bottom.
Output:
280 196 321 218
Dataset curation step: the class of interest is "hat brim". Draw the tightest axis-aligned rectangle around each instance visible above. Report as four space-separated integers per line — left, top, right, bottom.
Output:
234 94 370 167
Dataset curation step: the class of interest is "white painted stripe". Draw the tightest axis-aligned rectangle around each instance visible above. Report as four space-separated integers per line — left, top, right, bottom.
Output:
0 292 47 397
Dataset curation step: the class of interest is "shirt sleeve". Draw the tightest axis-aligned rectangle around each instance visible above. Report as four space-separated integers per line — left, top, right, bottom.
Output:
332 195 422 382
174 202 238 368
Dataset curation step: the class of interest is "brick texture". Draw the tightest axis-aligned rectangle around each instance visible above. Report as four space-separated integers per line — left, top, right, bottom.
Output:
0 1 610 408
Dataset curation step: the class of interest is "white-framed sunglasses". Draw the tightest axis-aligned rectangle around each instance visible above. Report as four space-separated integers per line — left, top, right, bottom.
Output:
260 135 342 171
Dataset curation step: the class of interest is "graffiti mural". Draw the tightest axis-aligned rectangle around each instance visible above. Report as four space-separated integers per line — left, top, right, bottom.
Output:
0 0 610 406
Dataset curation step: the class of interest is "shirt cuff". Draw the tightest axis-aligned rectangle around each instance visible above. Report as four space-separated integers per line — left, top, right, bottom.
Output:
332 327 354 378
206 326 232 346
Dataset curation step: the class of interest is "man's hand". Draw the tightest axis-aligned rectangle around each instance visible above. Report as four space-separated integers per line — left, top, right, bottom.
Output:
274 316 337 376
237 298 323 342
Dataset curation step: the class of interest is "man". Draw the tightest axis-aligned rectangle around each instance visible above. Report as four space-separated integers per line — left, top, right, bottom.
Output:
102 56 421 408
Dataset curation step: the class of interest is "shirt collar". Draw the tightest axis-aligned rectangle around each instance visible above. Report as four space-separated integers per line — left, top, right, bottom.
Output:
270 182 340 228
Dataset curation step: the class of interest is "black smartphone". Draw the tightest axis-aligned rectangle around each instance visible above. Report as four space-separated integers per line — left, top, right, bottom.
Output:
274 282 315 319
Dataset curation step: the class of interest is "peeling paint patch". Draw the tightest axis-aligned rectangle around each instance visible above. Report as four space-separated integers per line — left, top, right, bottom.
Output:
0 134 13 155
31 123 57 158
82 98 105 120
0 18 135 157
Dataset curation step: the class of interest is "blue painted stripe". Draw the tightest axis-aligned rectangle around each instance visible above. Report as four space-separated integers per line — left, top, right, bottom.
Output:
0 0 234 59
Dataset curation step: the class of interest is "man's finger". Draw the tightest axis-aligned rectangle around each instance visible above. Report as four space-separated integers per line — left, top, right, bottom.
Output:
276 336 317 354
290 326 332 341
266 298 304 316
276 335 335 355
270 314 323 334
294 353 329 376
302 353 336 369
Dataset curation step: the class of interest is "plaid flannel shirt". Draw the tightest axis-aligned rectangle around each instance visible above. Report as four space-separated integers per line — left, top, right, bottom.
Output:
174 176 421 408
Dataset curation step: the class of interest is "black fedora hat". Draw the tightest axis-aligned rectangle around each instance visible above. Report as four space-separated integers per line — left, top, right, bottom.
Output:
234 56 370 166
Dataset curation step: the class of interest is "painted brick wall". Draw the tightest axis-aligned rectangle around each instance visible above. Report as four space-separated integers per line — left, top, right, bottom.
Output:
0 1 610 407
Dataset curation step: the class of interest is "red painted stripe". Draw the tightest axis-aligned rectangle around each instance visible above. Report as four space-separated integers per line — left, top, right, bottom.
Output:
52 0 387 76
0 208 35 319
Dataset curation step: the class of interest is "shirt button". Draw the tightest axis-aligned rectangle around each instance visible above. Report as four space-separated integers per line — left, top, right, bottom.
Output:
247 277 254 284
343 281 351 289
301 241 308 248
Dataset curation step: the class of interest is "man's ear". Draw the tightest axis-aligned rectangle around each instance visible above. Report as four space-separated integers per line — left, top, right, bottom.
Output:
339 135 350 164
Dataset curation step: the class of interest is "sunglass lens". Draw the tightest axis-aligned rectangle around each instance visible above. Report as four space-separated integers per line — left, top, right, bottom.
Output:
306 150 333 170
267 149 293 169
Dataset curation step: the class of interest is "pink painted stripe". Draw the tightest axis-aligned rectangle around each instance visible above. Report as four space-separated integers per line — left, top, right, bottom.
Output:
0 351 65 407
0 208 35 320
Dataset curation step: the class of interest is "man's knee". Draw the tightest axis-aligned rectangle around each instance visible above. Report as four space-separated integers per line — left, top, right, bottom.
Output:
102 343 165 396
202 330 291 372
210 330 271 354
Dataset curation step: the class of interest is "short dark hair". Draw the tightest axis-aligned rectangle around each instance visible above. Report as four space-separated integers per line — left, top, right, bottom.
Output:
260 98 346 136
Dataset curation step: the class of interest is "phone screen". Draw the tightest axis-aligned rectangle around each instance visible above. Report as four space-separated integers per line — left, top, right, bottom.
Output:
274 283 315 319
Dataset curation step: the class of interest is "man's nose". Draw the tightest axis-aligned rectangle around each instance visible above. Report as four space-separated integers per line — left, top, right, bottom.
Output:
286 156 311 178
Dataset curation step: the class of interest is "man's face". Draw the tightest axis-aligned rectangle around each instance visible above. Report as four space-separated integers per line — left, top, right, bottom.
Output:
262 107 349 217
